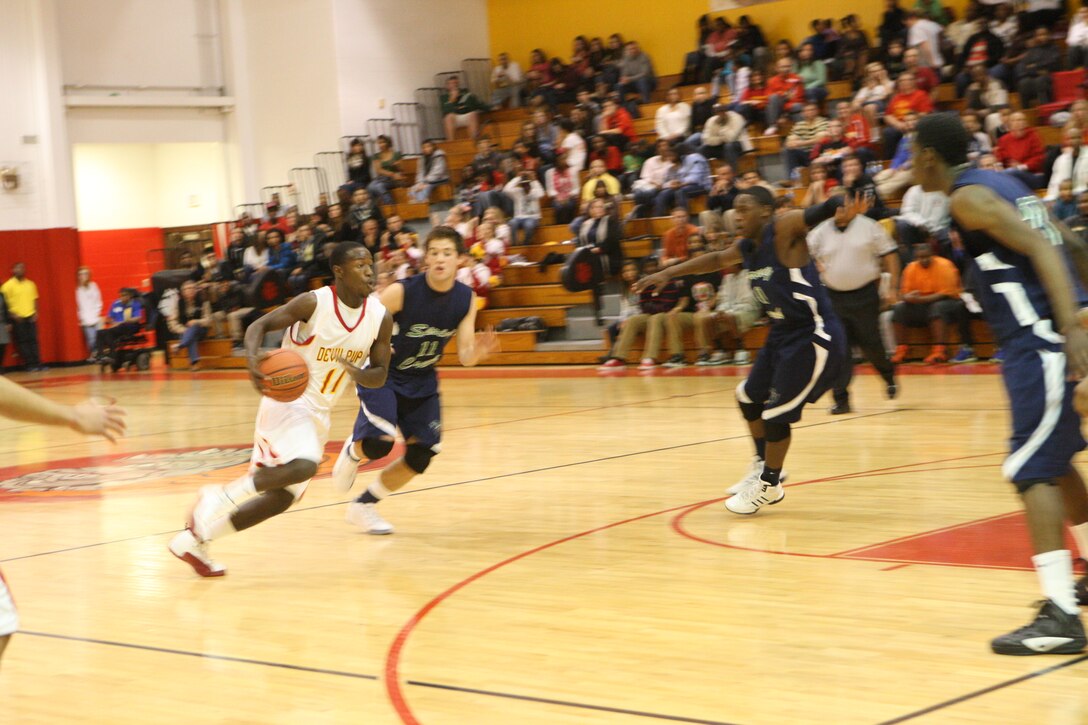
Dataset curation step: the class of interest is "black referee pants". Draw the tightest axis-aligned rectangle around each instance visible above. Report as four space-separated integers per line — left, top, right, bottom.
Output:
828 281 894 405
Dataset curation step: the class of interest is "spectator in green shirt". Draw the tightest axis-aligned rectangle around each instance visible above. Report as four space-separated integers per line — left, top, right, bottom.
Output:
441 76 486 141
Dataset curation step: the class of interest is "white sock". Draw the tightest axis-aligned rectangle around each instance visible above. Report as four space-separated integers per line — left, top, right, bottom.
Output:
1071 523 1088 560
368 476 392 501
206 513 237 541
223 474 256 507
1033 549 1080 615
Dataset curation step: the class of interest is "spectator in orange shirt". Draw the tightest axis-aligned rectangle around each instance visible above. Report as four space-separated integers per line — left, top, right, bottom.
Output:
764 57 805 135
661 208 700 266
889 243 967 364
736 68 770 125
996 111 1047 190
882 71 933 157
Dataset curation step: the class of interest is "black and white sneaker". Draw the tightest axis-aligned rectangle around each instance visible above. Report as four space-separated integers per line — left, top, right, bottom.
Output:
663 354 687 368
991 600 1087 656
1077 559 1088 606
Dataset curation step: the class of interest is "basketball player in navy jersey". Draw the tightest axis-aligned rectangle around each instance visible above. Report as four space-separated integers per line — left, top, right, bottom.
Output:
332 226 499 533
636 187 854 515
913 112 1088 655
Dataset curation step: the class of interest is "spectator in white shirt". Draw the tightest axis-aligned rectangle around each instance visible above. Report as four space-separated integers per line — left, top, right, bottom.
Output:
631 140 676 218
556 118 586 173
905 11 944 68
1068 8 1088 69
503 169 546 245
894 184 951 257
490 52 524 109
1045 127 1088 202
75 266 102 362
655 87 692 143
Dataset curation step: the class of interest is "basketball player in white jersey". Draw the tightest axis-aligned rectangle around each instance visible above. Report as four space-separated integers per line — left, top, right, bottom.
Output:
170 242 393 577
0 376 126 666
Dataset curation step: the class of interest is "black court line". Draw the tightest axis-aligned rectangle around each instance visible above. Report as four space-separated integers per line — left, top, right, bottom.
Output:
19 630 379 680
406 680 741 724
876 653 1088 724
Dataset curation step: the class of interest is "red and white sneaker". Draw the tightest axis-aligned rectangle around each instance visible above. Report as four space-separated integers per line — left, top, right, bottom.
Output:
168 529 226 577
597 358 626 370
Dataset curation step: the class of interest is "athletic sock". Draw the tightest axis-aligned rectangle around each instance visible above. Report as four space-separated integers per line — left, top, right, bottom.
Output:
760 466 782 487
223 474 256 507
356 476 391 505
1071 523 1088 561
1033 549 1080 615
754 438 766 461
206 513 238 541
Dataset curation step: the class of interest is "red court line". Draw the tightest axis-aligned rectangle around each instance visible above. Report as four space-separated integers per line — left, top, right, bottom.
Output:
833 511 1021 558
383 500 712 725
881 564 911 571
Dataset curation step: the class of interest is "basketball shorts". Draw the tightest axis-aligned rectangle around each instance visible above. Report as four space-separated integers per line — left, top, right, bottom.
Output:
251 396 330 498
736 324 844 425
353 386 442 453
0 568 18 637
1001 343 1086 483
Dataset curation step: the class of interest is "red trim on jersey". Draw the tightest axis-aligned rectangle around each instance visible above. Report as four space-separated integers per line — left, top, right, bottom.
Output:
289 321 315 346
330 286 367 332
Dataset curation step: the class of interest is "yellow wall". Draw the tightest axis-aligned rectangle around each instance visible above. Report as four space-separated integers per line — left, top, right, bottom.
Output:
488 0 976 77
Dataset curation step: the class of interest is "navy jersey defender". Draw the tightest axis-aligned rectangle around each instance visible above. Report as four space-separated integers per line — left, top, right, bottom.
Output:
635 186 850 515
913 112 1088 656
331 227 500 535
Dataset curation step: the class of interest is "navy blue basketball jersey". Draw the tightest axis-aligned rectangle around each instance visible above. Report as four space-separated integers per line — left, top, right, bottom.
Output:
951 168 1071 347
739 224 838 337
382 274 473 397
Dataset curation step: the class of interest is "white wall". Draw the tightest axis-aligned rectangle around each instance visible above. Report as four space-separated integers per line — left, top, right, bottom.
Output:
0 0 76 230
72 143 231 230
56 0 222 91
332 0 490 137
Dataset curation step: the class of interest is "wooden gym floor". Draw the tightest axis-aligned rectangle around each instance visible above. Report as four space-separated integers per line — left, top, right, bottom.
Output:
1 364 1087 724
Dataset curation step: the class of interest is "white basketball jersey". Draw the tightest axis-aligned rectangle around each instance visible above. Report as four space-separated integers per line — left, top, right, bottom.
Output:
281 286 385 413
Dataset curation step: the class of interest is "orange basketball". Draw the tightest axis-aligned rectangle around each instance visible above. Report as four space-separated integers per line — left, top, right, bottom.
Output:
258 349 309 402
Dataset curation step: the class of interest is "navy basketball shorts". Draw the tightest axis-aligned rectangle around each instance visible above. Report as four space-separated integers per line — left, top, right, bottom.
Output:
736 324 845 424
1001 343 1086 483
353 386 442 453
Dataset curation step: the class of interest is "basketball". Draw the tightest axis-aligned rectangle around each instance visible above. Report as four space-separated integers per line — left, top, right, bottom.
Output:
258 349 309 402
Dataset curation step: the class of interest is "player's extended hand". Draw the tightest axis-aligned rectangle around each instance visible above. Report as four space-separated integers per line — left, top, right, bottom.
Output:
845 192 873 218
70 399 127 442
247 352 270 396
632 271 671 295
1066 325 1088 380
475 326 501 357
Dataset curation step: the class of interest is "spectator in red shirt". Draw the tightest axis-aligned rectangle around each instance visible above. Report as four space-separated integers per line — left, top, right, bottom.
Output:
882 71 933 157
764 57 805 135
996 111 1046 189
736 68 769 126
589 134 624 175
599 97 636 151
902 47 938 100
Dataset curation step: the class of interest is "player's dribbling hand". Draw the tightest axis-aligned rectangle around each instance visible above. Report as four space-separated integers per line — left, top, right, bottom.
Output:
247 352 270 395
70 400 128 442
1065 325 1088 380
632 271 670 295
476 326 501 356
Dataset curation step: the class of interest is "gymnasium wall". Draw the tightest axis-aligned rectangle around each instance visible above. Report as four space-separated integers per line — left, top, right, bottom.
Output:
486 0 976 77
332 0 492 138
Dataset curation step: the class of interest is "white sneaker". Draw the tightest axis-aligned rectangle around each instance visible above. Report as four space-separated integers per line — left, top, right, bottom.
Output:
638 358 657 370
332 438 361 493
725 480 785 514
726 457 788 495
708 351 732 365
169 529 226 577
346 502 395 535
188 485 233 541
733 350 751 365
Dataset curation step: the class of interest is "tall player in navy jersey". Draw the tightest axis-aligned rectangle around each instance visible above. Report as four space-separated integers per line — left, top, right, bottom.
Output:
636 186 851 515
913 112 1088 655
332 226 500 533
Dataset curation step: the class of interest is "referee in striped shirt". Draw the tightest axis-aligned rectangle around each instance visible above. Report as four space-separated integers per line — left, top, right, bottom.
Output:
808 193 901 413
